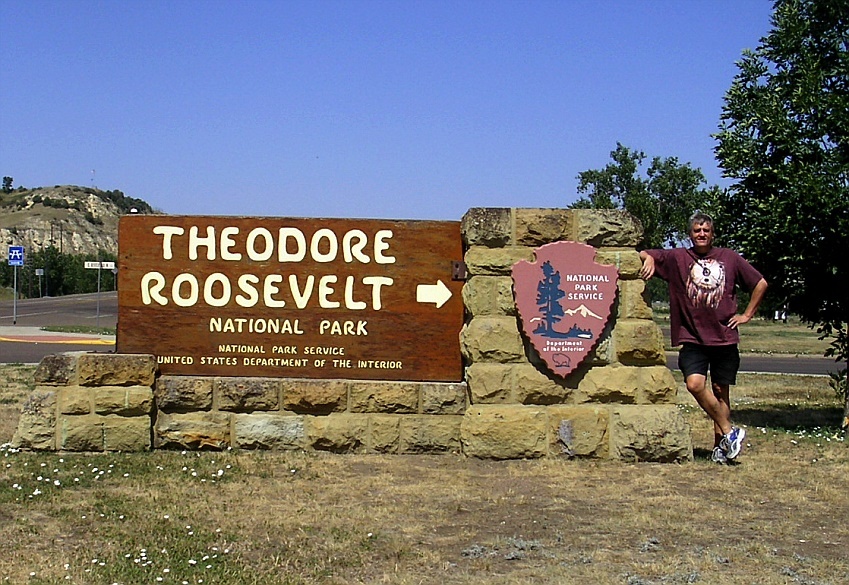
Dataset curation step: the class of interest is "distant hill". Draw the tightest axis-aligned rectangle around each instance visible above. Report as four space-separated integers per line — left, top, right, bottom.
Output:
0 185 157 256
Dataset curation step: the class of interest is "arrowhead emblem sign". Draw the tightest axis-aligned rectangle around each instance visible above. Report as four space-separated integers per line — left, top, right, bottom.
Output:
512 241 619 378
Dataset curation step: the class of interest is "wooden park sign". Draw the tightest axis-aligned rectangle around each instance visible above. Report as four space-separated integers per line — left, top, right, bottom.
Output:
117 215 464 381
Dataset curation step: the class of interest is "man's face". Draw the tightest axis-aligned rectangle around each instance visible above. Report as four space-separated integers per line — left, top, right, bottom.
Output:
690 221 714 250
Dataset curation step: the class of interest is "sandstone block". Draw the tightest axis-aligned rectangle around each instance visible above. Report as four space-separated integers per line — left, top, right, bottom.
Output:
368 415 400 453
94 386 154 416
513 363 571 405
154 411 231 450
465 363 513 404
636 366 677 404
570 209 642 247
613 319 666 365
461 207 512 247
461 405 547 459
514 208 571 246
281 379 348 414
58 386 92 415
595 249 643 280
103 415 151 451
307 414 368 453
460 317 526 364
350 381 418 414
578 364 677 405
609 405 693 462
34 353 81 386
77 353 156 387
216 377 280 412
585 324 614 365
462 276 517 317
155 376 213 412
617 279 653 320
420 382 467 415
11 389 57 450
578 364 640 403
399 416 462 454
233 413 305 449
464 246 535 276
546 405 609 458
127 386 155 413
59 415 104 451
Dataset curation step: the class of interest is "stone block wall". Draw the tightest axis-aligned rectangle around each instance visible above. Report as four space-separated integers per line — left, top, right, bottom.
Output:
12 352 156 452
152 376 466 453
12 208 692 462
458 208 691 462
14 352 466 455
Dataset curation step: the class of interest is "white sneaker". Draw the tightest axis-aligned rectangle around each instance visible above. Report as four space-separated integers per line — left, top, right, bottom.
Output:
720 427 746 460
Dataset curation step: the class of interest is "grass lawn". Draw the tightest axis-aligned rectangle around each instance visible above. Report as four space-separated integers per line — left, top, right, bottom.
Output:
40 325 117 336
653 313 832 356
1 364 846 585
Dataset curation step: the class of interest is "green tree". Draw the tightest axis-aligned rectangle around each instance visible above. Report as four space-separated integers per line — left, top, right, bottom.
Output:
712 0 848 427
0 247 117 297
572 143 710 250
2 176 12 193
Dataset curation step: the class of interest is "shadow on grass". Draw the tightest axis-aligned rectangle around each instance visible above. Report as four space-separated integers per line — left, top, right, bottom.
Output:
734 404 843 431
693 404 842 462
692 447 744 464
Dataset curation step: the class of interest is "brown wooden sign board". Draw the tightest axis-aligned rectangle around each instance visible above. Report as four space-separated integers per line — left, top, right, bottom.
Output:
117 215 464 382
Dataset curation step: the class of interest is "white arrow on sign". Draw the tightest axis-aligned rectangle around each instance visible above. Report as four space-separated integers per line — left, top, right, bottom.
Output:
416 280 452 309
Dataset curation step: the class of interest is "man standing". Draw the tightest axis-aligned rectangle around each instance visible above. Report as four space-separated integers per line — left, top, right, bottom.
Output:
639 212 768 463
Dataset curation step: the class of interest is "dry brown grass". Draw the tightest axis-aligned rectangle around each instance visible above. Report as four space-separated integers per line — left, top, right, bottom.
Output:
1 366 847 585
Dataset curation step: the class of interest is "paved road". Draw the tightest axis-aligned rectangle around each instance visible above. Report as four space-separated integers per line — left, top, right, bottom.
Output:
0 291 117 329
657 324 838 376
0 293 841 375
0 293 117 363
665 352 837 377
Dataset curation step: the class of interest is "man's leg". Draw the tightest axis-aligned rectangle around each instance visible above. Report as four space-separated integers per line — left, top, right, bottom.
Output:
712 382 731 448
709 345 746 459
680 344 744 460
684 373 733 437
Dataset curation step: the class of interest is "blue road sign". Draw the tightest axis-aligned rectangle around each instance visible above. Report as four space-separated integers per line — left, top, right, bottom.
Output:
8 245 25 266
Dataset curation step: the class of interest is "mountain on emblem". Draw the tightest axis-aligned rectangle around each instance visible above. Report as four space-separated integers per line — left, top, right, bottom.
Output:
512 241 619 378
565 304 602 319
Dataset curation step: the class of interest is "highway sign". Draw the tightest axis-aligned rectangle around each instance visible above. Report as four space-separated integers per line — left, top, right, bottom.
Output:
85 261 116 269
7 246 24 266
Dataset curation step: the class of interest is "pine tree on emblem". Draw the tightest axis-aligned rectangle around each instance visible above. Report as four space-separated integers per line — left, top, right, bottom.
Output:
534 261 566 336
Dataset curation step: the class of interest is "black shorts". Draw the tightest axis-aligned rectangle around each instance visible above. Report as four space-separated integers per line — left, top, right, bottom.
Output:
678 343 741 386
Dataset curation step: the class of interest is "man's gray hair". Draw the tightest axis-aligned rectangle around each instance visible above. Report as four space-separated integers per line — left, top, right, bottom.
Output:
689 211 714 231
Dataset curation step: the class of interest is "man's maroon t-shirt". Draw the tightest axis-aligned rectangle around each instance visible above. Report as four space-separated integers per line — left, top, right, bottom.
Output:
646 247 764 347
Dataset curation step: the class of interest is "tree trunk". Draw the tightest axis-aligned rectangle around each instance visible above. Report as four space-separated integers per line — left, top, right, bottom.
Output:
843 326 849 432
843 365 849 431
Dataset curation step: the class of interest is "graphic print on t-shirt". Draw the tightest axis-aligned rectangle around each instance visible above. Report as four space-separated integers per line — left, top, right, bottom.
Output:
686 258 725 309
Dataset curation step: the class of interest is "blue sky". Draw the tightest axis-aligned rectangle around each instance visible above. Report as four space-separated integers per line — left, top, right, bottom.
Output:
0 0 774 220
